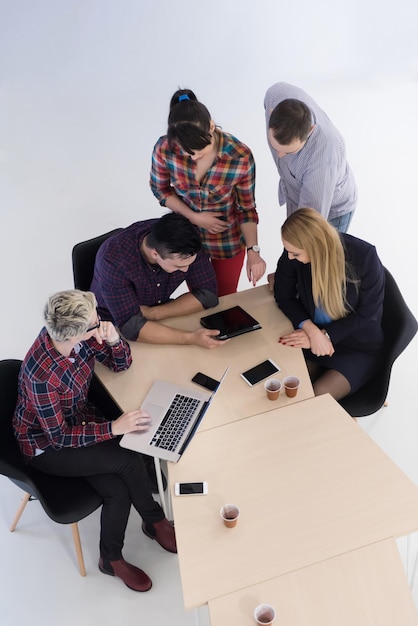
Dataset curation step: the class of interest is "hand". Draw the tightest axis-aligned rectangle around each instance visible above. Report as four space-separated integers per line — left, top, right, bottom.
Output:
93 320 120 345
309 328 335 357
111 409 152 436
280 326 334 356
190 328 229 349
191 211 230 234
267 272 275 292
140 304 159 321
246 251 266 286
279 328 311 349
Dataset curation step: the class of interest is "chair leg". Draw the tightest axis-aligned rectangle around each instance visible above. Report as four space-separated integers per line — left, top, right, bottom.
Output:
9 492 31 532
10 494 87 576
71 522 86 577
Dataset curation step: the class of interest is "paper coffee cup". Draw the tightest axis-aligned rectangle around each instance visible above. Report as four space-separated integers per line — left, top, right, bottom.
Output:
283 375 300 398
220 504 240 528
264 378 282 401
254 603 276 625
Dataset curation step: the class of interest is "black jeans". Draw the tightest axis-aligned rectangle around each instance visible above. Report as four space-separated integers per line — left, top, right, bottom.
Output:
30 439 164 561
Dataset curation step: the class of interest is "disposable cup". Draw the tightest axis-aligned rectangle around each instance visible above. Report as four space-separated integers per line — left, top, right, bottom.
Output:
264 378 282 401
283 375 300 398
220 504 240 528
254 604 276 625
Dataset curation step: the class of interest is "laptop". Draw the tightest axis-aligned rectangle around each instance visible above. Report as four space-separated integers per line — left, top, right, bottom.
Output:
119 367 229 463
200 305 262 340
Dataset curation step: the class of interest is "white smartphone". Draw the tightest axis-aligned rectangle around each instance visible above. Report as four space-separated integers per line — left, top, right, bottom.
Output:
174 481 208 496
240 359 281 387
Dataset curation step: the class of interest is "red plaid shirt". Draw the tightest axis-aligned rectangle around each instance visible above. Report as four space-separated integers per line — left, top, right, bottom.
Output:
150 131 259 259
13 328 132 460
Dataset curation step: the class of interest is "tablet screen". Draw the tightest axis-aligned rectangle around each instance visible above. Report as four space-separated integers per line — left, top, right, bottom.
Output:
200 306 261 339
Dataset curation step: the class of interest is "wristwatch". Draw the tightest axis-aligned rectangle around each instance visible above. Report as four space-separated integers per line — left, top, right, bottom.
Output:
247 245 261 253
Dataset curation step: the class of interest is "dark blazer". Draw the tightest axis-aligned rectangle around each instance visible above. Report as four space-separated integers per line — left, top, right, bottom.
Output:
274 233 385 351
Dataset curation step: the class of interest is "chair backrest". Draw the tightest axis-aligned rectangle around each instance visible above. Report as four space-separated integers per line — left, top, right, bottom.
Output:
0 359 30 483
72 228 123 291
339 267 417 417
380 268 418 362
0 359 103 524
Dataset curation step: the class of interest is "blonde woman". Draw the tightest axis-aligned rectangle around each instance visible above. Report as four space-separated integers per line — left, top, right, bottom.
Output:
274 209 385 400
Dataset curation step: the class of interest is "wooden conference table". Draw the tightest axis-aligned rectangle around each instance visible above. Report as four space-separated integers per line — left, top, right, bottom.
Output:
95 285 418 620
95 285 314 431
208 539 418 626
169 394 418 609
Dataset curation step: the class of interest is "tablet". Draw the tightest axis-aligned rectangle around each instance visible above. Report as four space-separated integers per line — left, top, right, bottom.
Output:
200 305 262 340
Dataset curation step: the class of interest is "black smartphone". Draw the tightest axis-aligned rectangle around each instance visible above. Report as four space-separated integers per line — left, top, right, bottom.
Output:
192 372 219 392
240 359 281 386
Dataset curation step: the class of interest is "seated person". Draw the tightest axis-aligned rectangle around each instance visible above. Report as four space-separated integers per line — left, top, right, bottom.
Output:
90 212 224 348
274 208 385 401
13 290 176 592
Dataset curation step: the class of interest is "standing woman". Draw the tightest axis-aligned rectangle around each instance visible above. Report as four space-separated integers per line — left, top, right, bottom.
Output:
274 209 385 401
150 89 266 296
13 290 176 592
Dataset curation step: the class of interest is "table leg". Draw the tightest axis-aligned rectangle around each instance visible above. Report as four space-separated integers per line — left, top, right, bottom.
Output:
165 461 173 520
194 607 201 626
154 456 167 517
408 533 418 590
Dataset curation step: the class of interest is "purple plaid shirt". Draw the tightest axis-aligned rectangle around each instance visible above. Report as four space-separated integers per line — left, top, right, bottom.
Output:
90 219 218 340
150 131 259 259
13 328 132 460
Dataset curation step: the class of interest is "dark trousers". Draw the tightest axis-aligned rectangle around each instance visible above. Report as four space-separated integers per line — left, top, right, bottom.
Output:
30 439 164 561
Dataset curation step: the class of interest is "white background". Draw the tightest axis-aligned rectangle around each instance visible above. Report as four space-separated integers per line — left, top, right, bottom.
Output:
1 2 418 624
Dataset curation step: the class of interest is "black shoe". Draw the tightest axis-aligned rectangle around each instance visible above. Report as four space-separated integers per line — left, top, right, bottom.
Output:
142 454 167 494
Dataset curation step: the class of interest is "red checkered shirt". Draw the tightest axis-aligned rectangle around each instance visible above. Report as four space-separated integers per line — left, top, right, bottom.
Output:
13 328 132 460
150 130 259 259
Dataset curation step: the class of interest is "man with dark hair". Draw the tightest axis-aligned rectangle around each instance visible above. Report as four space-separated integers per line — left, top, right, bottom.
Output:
90 213 222 348
264 82 357 233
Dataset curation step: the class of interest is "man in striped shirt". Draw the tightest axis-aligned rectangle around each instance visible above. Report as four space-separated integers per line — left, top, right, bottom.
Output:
264 82 357 233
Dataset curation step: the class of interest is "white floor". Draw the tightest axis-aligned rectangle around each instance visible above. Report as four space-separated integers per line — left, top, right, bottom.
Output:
1 2 418 625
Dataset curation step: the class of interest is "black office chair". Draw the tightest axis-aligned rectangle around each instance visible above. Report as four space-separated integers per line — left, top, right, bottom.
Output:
72 228 123 291
339 268 418 418
0 359 103 576
72 228 125 419
72 229 168 495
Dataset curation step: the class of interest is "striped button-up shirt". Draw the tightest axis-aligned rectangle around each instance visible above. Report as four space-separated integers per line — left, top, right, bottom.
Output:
264 82 357 220
150 131 259 259
13 328 132 460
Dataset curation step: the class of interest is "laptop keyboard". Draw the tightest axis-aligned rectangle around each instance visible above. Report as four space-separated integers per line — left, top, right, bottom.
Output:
150 394 200 452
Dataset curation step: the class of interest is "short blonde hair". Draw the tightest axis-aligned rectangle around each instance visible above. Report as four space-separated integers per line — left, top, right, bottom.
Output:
44 290 97 342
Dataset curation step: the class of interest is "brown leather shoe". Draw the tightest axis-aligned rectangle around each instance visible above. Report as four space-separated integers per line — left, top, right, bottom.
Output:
99 557 152 592
142 518 177 553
